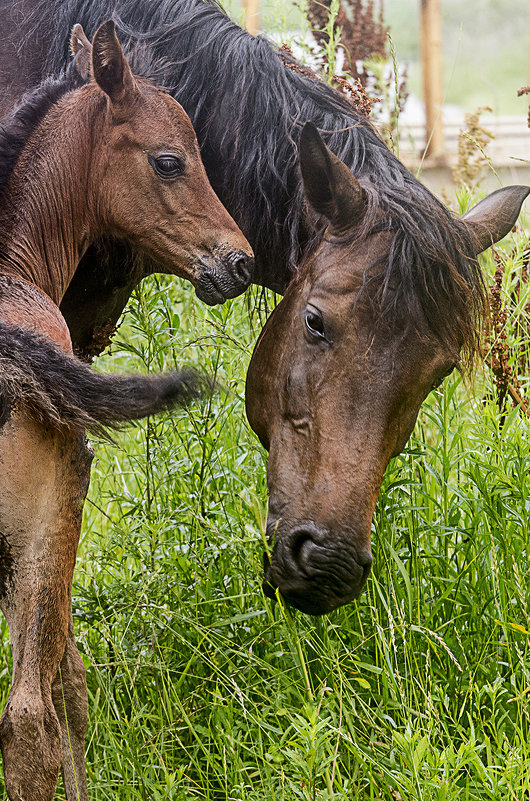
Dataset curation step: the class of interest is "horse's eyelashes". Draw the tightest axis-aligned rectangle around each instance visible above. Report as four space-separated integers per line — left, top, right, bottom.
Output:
148 153 185 179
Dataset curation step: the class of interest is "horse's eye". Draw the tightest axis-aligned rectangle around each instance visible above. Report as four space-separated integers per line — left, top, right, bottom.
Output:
304 306 327 341
431 363 456 391
148 153 185 179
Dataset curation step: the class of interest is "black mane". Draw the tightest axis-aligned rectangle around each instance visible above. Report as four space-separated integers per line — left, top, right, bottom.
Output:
0 66 82 202
20 0 484 360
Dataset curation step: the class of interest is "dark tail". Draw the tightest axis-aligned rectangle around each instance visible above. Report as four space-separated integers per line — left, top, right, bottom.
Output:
0 321 206 434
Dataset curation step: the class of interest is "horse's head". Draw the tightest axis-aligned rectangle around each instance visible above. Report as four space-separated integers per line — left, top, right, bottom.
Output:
246 122 528 615
72 21 253 304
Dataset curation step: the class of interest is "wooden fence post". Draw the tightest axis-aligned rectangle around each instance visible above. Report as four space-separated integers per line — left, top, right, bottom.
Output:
527 0 530 86
420 0 445 159
243 0 260 35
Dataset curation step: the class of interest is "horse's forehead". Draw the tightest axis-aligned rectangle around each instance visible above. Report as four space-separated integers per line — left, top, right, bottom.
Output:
303 238 451 364
306 243 385 306
131 86 196 145
309 231 391 293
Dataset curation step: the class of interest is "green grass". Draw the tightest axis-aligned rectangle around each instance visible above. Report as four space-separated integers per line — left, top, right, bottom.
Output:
0 227 529 798
0 210 524 799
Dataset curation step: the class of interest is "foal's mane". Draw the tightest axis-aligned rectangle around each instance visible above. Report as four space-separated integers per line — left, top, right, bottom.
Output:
0 68 82 202
24 0 484 362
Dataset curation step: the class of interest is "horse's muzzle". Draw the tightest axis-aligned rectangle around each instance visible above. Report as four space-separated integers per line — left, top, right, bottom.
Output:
262 521 372 615
195 250 253 305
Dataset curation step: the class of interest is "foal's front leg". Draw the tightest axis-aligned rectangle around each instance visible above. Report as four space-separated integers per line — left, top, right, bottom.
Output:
51 612 89 801
0 412 92 801
51 450 94 801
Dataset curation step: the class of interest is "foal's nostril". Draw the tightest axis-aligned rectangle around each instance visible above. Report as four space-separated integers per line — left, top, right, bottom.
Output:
231 252 253 283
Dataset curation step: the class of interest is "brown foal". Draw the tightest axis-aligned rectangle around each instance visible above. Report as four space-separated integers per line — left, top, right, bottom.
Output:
0 21 251 801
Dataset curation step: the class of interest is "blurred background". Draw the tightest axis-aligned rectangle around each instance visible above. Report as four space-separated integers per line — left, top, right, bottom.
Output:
232 0 530 193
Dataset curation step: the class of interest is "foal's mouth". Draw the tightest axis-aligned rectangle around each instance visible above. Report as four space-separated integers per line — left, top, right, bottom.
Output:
195 271 227 305
195 251 253 305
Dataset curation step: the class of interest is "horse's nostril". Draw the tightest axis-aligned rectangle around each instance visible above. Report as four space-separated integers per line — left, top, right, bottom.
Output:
284 526 373 586
270 525 373 613
287 527 320 575
291 530 312 560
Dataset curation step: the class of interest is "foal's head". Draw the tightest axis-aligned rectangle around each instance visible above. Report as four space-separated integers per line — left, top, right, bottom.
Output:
76 21 253 303
1 21 252 304
246 123 528 615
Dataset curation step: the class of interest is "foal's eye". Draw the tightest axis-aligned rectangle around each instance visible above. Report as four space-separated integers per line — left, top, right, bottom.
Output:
148 153 185 179
304 306 327 341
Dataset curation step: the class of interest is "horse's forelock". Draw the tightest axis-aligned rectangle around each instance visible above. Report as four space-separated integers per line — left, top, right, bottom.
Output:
377 198 486 369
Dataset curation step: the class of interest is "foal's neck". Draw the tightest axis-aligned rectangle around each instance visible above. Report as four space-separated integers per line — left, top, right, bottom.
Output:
0 88 102 305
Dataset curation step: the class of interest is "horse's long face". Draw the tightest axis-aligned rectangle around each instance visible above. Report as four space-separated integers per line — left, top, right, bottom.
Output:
246 123 528 616
246 234 455 614
80 22 253 304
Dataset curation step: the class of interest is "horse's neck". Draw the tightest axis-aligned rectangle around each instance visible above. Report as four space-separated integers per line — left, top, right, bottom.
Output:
0 108 95 305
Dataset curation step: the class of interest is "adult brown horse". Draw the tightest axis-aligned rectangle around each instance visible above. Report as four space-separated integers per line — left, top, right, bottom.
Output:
0 21 251 801
245 122 529 616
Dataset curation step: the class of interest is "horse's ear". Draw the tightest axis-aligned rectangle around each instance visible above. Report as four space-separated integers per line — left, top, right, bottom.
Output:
299 121 365 233
91 20 137 107
463 185 529 254
70 24 92 81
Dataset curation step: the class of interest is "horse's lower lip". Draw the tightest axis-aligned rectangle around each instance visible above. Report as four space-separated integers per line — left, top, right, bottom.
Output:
261 574 351 615
195 272 226 305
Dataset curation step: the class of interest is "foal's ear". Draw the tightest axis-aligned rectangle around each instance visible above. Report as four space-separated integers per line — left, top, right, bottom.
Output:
299 122 365 233
91 20 137 108
463 185 529 254
70 24 92 80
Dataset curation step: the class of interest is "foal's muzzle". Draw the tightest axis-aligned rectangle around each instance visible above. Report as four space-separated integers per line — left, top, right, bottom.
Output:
195 250 254 305
262 521 372 615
